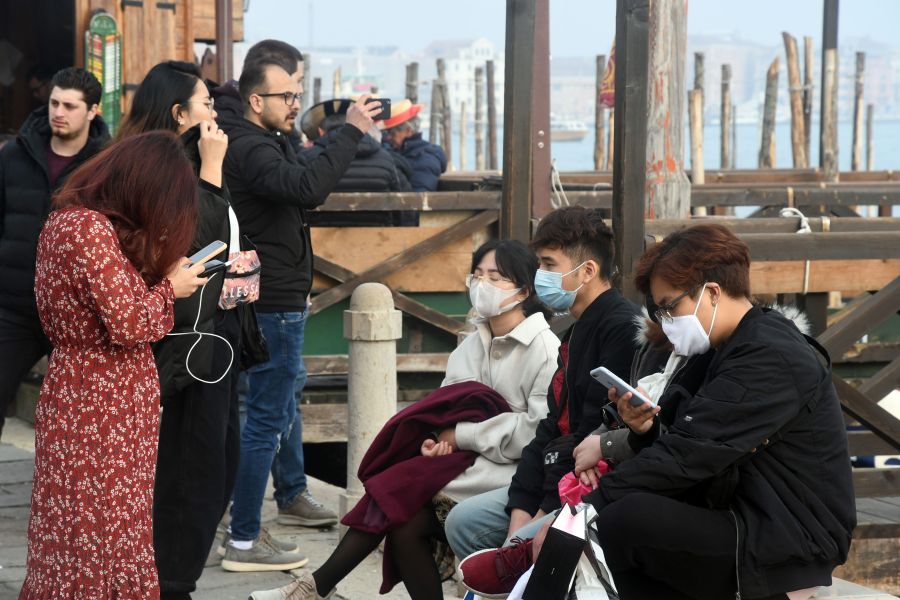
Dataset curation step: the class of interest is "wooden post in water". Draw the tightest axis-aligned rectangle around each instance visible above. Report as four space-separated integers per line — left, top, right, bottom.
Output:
731 105 737 169
851 52 865 171
438 59 453 171
332 67 341 98
486 60 498 170
405 62 419 104
429 76 440 144
606 109 615 170
694 52 705 106
820 0 839 181
689 90 706 215
803 36 814 161
691 51 705 215
866 103 874 172
475 67 485 170
720 64 732 170
300 53 311 114
612 0 650 302
313 77 321 104
783 32 808 168
759 56 779 168
459 101 467 171
645 0 690 219
594 54 607 171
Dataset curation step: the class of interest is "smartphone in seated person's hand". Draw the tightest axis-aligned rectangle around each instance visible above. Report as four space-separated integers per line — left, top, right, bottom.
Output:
590 366 655 407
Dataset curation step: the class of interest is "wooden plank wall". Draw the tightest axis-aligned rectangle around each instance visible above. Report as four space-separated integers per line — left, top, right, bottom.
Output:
193 0 243 42
75 0 196 109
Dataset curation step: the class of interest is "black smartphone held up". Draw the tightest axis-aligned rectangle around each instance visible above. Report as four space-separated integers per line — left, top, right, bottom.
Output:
200 259 227 278
366 97 391 121
186 240 227 268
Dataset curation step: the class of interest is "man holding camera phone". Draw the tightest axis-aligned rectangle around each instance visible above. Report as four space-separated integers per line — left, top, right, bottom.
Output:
218 53 383 571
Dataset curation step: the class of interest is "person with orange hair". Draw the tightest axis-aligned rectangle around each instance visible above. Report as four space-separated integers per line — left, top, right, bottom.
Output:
20 131 206 599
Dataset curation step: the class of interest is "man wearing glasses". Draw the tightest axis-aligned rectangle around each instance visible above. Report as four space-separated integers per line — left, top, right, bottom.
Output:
218 55 382 572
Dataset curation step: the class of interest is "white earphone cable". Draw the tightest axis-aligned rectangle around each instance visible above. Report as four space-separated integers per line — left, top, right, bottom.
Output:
165 271 234 384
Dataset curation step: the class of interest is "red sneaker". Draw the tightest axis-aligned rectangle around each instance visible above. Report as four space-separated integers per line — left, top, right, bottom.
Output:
457 538 534 599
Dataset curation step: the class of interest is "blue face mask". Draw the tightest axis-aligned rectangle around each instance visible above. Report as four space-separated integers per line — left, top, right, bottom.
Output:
534 262 586 312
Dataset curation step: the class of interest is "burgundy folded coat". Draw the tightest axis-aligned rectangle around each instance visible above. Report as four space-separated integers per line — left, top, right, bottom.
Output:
341 380 510 593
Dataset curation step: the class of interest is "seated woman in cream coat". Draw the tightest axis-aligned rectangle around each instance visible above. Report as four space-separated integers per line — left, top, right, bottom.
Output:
250 239 559 600
438 240 560 501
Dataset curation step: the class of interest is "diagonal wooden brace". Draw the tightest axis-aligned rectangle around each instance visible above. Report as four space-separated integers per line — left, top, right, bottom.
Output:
313 257 465 335
309 210 497 317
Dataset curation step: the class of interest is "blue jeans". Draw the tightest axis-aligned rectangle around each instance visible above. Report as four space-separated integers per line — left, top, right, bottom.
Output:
230 310 308 541
445 486 556 558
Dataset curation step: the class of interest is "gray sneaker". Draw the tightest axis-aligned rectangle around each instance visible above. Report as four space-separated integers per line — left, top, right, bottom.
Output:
248 572 334 600
277 490 338 527
218 527 300 557
221 534 309 573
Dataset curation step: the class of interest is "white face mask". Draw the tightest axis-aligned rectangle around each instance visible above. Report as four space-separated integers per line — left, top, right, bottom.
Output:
661 283 718 356
468 278 522 319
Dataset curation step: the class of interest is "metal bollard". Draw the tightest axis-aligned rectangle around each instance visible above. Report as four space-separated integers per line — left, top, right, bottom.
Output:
339 283 402 533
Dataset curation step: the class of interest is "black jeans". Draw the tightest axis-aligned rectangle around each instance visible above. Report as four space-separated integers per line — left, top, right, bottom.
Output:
595 493 788 600
153 308 242 595
0 307 50 438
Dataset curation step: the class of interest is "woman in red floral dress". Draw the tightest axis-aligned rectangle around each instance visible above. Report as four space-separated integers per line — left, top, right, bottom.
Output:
20 131 207 599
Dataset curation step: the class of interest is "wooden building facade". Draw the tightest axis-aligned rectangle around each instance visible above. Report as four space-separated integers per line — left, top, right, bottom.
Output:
0 0 243 134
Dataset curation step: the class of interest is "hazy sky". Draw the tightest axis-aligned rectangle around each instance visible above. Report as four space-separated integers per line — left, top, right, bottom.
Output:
244 0 900 56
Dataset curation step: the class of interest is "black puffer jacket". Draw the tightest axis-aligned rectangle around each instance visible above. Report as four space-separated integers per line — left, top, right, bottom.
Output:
302 128 409 193
152 125 230 400
0 107 108 318
219 113 362 312
303 128 412 227
585 307 856 598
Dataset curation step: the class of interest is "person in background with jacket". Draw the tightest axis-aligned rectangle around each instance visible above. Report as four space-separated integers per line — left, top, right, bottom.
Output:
300 98 412 227
0 67 108 440
380 99 447 192
250 239 559 600
116 60 259 600
218 56 382 572
509 224 853 600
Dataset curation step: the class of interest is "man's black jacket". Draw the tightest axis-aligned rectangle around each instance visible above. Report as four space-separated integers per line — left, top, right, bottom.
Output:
153 126 230 399
219 114 363 313
507 287 641 515
0 106 108 318
585 307 856 598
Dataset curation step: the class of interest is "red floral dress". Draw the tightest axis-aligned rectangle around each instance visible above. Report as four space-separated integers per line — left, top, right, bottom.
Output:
20 207 175 599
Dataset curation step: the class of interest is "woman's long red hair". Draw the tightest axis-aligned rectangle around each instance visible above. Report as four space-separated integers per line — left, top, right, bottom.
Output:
54 131 198 285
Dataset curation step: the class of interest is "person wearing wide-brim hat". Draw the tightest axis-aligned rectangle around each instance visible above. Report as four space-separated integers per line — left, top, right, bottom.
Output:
378 99 447 192
298 98 411 228
299 98 355 141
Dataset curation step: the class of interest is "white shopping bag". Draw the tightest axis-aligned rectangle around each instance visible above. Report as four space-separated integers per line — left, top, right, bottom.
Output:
508 564 534 600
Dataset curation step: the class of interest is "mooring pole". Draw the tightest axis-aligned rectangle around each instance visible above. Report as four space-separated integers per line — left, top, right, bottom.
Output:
612 0 650 302
820 0 839 181
500 0 551 240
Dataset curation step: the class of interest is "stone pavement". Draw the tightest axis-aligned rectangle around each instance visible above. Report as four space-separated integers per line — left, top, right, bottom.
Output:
0 416 897 600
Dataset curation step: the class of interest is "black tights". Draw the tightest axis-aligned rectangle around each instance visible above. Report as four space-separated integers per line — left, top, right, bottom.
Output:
313 507 445 600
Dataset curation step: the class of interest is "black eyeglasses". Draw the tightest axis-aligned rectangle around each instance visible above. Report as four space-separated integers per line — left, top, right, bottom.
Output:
256 91 302 106
653 285 700 323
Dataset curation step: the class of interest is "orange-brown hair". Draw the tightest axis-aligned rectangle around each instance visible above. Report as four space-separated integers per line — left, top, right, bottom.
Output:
634 224 751 299
54 131 198 285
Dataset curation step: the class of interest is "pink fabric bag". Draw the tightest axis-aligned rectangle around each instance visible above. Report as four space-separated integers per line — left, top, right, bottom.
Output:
558 459 612 506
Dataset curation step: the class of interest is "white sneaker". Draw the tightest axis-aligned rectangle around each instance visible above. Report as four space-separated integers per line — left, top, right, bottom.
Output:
248 572 334 600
